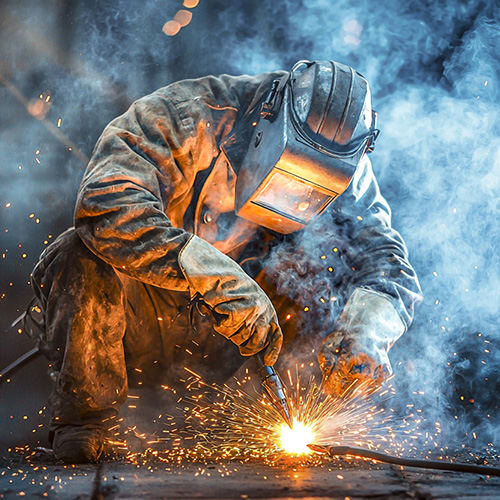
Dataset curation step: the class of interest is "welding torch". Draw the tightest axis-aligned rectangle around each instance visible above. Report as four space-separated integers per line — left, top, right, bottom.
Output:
186 293 294 428
254 352 293 429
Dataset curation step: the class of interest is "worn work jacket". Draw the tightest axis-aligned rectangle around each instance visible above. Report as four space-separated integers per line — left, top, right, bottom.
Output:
74 71 422 335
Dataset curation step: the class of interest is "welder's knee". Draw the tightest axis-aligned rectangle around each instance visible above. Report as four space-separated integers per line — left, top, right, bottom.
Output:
30 227 125 364
32 227 110 297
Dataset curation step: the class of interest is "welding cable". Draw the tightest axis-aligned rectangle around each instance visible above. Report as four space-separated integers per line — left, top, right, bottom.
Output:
308 444 500 477
0 346 41 385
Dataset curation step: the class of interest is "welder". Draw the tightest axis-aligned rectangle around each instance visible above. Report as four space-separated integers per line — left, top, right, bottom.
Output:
27 60 422 463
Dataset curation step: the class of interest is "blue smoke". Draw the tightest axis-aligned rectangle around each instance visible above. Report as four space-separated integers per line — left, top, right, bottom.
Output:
0 0 498 449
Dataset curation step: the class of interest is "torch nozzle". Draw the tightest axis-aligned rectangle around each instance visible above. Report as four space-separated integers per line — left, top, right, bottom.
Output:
254 353 293 429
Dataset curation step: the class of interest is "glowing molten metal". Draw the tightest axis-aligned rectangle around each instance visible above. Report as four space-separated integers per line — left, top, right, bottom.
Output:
279 419 315 455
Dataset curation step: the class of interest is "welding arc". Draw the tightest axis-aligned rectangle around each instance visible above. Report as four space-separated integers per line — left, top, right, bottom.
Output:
311 444 500 477
0 346 41 385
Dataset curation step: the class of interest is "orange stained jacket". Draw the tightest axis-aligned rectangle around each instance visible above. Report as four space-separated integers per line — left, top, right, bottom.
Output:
74 71 422 330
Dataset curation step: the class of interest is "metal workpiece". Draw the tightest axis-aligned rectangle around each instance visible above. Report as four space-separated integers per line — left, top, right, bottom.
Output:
254 352 293 428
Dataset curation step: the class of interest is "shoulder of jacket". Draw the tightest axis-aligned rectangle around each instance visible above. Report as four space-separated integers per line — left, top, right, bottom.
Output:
149 71 287 107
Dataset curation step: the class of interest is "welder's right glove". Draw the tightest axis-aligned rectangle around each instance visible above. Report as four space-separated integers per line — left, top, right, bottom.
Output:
318 288 405 396
179 235 283 365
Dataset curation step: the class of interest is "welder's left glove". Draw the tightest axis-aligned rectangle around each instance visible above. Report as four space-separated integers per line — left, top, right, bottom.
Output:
318 288 405 396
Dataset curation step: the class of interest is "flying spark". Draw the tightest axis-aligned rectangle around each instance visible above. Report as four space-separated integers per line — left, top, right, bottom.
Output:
112 368 406 465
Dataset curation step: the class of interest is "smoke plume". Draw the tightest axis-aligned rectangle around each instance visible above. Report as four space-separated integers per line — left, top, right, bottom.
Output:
0 0 498 450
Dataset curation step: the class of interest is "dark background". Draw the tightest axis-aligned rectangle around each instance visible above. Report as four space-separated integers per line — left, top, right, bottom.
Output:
1 0 499 452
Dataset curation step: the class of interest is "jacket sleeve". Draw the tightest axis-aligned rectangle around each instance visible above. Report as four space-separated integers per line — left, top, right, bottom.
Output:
74 90 193 290
74 74 279 290
327 156 423 330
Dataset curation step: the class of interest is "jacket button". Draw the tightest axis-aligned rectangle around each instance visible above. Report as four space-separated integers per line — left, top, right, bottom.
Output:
203 210 213 224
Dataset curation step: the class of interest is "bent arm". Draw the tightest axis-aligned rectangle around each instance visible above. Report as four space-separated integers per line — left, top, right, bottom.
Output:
74 92 193 290
74 73 281 291
329 156 422 330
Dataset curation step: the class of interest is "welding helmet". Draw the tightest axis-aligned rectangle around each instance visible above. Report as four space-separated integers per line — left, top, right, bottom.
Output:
235 60 379 234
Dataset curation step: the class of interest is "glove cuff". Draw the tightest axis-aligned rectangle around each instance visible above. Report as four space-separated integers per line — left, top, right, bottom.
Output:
179 235 244 300
336 288 406 352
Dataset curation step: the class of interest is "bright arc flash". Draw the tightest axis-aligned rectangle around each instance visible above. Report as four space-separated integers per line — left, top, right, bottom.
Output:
279 419 315 455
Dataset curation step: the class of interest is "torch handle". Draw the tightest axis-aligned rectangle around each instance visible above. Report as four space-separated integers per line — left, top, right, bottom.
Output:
254 352 293 428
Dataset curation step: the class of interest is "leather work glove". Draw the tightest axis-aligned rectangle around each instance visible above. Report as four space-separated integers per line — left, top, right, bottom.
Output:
179 235 283 365
318 288 405 396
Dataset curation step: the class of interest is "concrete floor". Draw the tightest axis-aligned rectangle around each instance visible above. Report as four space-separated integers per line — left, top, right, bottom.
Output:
2 356 500 499
1 453 500 500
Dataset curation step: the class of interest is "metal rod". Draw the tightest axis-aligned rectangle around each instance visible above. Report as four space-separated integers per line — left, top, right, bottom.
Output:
308 444 500 477
0 346 41 384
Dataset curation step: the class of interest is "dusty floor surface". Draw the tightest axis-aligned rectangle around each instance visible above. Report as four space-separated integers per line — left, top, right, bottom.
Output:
2 360 500 499
1 453 500 500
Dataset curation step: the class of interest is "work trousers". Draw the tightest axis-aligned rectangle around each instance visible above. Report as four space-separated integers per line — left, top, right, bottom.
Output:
30 228 244 427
